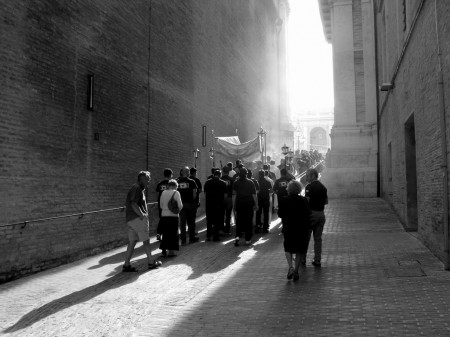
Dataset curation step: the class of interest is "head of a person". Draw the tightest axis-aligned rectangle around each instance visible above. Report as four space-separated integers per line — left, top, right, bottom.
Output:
270 160 275 165
137 171 151 188
239 167 248 179
211 167 218 174
181 166 190 177
222 166 230 175
262 164 269 171
258 170 265 180
247 170 253 179
287 180 302 196
307 169 319 182
167 179 178 190
227 162 233 169
235 159 242 167
163 168 173 179
213 169 221 178
264 170 269 177
266 155 271 162
237 163 244 169
280 168 287 177
189 167 197 177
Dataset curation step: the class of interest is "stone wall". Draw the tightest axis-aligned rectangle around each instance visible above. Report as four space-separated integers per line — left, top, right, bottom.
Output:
377 0 450 263
0 0 283 282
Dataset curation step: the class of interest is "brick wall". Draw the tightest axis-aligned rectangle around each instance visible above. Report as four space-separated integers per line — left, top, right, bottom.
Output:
0 0 282 282
377 0 450 263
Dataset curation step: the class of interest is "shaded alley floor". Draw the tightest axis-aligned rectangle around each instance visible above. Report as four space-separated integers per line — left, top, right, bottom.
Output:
1 199 450 337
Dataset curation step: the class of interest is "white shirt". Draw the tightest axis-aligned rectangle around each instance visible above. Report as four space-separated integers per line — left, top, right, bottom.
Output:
160 189 183 217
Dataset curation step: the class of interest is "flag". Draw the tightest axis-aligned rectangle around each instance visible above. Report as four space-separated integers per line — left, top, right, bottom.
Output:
215 135 262 161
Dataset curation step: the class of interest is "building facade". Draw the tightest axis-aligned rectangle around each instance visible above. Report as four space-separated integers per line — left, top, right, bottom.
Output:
318 0 378 198
319 0 450 268
375 0 450 267
294 111 333 153
0 0 289 282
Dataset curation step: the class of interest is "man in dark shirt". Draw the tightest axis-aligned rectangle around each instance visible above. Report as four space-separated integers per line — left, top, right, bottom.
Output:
305 168 328 267
177 167 199 245
247 170 260 192
221 166 234 234
273 168 292 210
232 168 258 246
155 168 173 256
256 170 273 233
189 167 202 218
204 169 227 241
123 171 161 271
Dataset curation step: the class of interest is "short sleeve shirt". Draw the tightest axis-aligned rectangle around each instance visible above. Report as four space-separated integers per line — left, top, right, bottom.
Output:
258 177 273 201
305 180 328 211
156 179 170 196
126 184 147 222
204 178 227 207
220 175 234 198
233 178 256 205
177 177 198 203
274 176 292 199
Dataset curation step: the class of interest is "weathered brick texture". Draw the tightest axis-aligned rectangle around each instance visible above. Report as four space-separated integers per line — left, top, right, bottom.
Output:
0 0 283 282
377 0 450 263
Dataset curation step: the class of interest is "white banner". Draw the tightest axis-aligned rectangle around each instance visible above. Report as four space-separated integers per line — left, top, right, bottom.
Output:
215 135 262 161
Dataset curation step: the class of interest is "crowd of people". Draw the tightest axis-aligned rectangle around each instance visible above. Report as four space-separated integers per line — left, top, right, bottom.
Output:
122 158 328 281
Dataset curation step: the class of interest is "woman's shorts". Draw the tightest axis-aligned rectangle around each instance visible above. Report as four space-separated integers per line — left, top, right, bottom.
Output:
127 217 150 242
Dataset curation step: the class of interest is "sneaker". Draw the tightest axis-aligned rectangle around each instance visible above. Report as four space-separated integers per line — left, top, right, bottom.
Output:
312 261 321 267
234 238 239 247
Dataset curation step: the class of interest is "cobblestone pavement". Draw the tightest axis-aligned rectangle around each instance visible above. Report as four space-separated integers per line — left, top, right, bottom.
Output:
1 199 450 337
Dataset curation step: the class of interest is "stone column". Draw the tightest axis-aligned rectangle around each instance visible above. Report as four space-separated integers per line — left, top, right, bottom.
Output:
332 0 356 126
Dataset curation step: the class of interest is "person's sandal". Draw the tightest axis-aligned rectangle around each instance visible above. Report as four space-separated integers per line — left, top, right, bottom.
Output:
122 265 138 272
287 267 294 280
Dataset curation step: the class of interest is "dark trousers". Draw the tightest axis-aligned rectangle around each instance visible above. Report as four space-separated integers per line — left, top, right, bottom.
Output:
206 206 224 239
223 197 233 233
179 202 196 241
256 198 270 229
236 204 254 241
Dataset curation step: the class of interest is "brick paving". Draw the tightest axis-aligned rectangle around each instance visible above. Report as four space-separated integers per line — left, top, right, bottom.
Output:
1 198 450 337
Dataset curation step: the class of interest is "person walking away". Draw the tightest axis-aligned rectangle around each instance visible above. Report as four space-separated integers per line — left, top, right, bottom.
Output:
273 168 293 212
177 167 199 245
204 169 227 241
256 170 273 233
305 169 328 267
156 168 173 256
221 166 234 234
159 179 183 257
189 167 202 224
123 171 162 271
232 168 258 246
227 162 236 178
278 180 311 281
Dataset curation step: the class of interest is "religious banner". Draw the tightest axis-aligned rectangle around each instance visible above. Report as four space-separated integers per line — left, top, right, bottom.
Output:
215 135 263 161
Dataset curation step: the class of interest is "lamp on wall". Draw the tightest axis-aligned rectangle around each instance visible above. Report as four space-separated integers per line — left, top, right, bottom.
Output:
87 75 94 110
380 82 394 91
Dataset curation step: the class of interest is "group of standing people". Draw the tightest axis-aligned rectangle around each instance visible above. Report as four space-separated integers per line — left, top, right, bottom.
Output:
122 161 328 280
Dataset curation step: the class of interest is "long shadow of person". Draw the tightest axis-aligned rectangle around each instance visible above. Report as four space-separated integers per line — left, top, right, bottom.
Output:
3 267 147 333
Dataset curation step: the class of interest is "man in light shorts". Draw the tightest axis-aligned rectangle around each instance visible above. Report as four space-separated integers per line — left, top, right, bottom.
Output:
123 171 162 272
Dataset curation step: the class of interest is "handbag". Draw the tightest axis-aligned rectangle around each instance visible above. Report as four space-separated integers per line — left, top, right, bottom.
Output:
168 191 180 214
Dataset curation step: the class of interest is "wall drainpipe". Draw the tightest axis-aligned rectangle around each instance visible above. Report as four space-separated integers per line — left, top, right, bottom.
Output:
434 0 449 270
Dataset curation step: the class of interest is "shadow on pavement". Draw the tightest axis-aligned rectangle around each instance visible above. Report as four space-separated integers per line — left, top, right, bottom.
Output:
3 268 148 333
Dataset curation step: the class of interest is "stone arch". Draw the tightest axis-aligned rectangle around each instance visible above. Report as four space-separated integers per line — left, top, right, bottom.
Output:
310 127 327 152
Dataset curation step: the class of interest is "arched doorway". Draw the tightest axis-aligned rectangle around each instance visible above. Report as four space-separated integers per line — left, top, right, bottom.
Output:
310 127 327 153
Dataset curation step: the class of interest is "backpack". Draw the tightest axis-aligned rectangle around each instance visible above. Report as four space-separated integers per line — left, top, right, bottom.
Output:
168 191 180 214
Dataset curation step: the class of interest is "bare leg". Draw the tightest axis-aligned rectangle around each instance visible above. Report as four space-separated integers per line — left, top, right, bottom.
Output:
124 240 138 266
142 240 153 264
285 252 293 269
294 254 302 273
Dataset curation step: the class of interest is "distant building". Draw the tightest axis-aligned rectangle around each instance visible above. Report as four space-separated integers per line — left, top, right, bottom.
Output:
294 111 333 154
